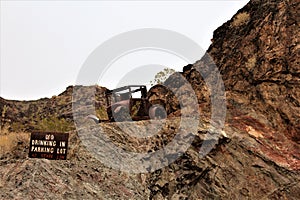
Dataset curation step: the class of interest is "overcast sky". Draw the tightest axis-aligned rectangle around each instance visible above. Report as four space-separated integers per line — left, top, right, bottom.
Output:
1 0 249 100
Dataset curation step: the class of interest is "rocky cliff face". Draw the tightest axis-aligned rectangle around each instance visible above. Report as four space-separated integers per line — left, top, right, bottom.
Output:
207 0 299 142
160 0 299 138
146 0 300 198
151 0 299 169
0 0 299 199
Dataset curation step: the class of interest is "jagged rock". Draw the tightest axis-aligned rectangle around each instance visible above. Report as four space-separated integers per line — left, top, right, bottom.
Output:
0 0 299 199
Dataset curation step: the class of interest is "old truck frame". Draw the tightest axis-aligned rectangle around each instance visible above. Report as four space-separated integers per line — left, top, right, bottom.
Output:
104 85 166 122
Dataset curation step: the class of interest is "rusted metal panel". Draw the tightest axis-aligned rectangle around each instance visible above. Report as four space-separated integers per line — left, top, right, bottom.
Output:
29 132 69 160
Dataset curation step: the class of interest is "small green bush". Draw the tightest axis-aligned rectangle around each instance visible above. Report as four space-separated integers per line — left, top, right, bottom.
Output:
34 115 74 132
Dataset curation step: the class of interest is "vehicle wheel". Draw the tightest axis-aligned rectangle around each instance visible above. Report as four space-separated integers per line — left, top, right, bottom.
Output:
113 106 131 122
149 104 167 120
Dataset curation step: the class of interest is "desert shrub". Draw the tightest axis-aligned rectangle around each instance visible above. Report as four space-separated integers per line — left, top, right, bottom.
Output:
34 115 74 132
0 125 30 158
10 122 27 132
96 106 108 120
150 67 176 86
232 12 250 27
0 105 8 129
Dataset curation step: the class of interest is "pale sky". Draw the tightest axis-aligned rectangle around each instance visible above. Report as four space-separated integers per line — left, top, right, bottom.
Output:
0 0 249 100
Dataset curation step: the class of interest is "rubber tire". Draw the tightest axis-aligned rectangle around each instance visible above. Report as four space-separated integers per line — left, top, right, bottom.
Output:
113 106 131 122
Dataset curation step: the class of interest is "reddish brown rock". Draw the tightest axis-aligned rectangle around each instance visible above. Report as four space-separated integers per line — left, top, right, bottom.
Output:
0 0 299 199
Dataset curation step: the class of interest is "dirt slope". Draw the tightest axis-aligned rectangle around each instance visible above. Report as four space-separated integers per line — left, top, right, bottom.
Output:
1 117 299 199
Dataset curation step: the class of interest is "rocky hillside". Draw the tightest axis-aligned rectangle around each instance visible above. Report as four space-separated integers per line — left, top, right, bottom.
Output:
0 85 108 132
150 0 299 170
207 0 299 142
0 0 299 199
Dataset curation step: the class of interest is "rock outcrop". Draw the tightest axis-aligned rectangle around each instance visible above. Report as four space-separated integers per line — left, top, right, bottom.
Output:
0 85 108 132
146 0 300 198
206 0 299 143
0 0 299 199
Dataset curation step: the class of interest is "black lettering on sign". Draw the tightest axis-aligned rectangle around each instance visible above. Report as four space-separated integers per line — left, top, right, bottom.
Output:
29 132 69 160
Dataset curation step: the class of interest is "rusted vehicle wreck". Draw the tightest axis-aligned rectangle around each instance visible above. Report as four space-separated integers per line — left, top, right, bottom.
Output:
89 85 167 122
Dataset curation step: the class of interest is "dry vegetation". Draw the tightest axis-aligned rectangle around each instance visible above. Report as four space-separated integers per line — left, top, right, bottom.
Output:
34 115 74 132
96 106 109 120
0 126 30 158
246 56 257 70
232 12 250 27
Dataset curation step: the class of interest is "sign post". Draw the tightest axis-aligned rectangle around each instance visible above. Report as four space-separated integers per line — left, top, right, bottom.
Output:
29 132 69 160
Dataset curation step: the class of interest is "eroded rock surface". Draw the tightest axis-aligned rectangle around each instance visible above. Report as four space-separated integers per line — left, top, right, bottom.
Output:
0 0 299 199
